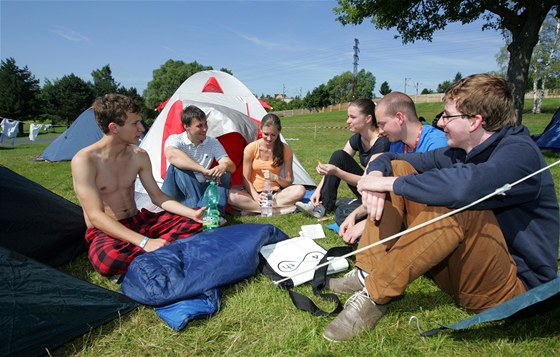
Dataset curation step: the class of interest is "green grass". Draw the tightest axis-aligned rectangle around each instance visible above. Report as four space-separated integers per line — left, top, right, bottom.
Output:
1 100 560 356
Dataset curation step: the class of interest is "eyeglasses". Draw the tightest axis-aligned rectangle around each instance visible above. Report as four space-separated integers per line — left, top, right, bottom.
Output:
438 114 473 125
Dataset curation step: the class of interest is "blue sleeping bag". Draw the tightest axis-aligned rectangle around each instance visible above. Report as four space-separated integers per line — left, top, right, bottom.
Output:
155 288 222 331
121 223 288 307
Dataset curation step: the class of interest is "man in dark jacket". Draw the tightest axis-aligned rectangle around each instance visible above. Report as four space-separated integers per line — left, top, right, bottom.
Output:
323 73 559 342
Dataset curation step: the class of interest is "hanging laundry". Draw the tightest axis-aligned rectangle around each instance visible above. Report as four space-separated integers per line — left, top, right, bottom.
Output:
29 123 43 141
0 118 20 144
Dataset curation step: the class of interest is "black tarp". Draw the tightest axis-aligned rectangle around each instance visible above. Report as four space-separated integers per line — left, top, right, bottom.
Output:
0 165 85 266
0 247 137 356
0 166 137 356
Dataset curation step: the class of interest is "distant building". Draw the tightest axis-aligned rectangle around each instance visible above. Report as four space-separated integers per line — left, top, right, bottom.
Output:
274 93 293 104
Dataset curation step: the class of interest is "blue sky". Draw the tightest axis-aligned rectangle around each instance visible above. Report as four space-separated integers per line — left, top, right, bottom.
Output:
1 0 505 98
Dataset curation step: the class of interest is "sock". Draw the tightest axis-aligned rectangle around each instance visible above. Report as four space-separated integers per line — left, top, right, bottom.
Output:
357 268 368 288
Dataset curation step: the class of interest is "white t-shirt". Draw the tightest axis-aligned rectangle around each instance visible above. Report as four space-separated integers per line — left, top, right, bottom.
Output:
1 119 19 139
164 132 228 182
29 123 43 141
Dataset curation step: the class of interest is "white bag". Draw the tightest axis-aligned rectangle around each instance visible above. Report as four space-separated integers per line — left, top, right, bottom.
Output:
259 237 348 286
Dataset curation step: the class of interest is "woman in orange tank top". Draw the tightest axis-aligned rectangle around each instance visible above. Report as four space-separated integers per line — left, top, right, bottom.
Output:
228 114 306 215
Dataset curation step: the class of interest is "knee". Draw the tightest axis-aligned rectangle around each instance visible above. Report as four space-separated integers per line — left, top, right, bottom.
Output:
90 253 123 277
227 190 239 204
329 150 351 166
95 263 115 277
228 189 246 205
391 160 417 176
292 185 306 200
220 172 232 187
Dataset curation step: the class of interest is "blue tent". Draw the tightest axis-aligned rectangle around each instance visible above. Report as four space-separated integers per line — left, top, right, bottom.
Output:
535 107 560 151
37 108 103 161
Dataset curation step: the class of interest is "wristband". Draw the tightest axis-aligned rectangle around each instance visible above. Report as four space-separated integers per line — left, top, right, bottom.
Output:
139 236 150 249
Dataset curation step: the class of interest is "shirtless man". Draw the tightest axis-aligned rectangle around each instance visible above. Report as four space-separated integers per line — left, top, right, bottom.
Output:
71 94 204 276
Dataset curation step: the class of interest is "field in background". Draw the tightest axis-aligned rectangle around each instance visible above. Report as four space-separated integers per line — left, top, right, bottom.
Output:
1 100 560 356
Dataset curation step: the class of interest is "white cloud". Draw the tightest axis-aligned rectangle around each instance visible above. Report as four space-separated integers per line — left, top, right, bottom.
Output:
223 26 292 51
50 26 89 42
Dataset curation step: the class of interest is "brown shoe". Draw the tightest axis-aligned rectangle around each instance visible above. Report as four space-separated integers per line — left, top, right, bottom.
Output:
326 268 363 294
323 290 387 342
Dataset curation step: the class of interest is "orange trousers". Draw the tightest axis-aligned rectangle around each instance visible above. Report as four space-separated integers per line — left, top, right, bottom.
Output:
356 161 526 313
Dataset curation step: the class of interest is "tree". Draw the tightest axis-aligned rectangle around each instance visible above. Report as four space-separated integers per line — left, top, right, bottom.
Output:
326 69 376 103
437 80 453 93
421 88 435 94
354 69 376 99
530 14 560 113
436 72 463 93
496 13 560 113
41 74 94 126
144 60 213 111
303 84 331 110
453 72 463 83
91 64 120 97
302 69 376 109
379 81 392 96
334 0 560 124
326 71 354 103
286 97 304 110
116 85 154 125
0 57 41 120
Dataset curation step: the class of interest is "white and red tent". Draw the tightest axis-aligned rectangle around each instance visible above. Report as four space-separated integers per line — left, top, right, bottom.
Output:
136 70 314 209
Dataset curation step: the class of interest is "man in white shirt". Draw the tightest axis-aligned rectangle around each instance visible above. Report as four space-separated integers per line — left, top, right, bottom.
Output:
162 105 235 217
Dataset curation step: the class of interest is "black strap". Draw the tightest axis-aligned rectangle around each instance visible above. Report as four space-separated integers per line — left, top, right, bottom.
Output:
260 246 353 316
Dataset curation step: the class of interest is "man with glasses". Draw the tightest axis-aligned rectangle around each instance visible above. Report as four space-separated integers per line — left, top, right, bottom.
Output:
323 73 559 342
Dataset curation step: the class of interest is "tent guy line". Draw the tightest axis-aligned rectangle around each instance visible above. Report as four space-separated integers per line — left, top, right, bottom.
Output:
273 158 560 286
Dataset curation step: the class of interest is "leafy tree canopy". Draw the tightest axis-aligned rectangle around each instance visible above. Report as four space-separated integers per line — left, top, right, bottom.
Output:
303 84 331 110
0 57 41 120
41 74 94 126
144 60 232 111
436 72 462 93
379 80 392 96
437 80 453 93
327 69 376 103
91 64 120 97
303 69 376 110
334 0 560 123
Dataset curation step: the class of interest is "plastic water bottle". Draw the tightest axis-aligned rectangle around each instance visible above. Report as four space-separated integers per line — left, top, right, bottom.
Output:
202 179 220 231
261 178 273 217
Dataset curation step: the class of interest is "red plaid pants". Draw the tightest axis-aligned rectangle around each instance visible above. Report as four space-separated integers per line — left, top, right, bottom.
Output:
85 209 202 276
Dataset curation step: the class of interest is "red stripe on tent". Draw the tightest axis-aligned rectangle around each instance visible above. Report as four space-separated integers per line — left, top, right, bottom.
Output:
258 98 272 109
201 77 224 93
161 100 185 179
155 98 170 111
